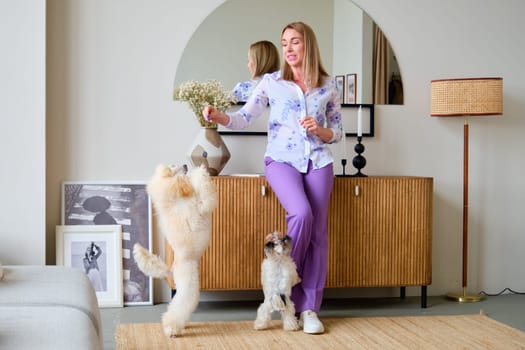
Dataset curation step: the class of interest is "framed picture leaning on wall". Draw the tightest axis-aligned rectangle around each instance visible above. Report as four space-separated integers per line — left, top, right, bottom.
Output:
56 224 123 308
61 181 153 305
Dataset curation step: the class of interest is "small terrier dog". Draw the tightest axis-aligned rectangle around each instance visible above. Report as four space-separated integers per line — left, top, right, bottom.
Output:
133 164 217 338
254 231 301 331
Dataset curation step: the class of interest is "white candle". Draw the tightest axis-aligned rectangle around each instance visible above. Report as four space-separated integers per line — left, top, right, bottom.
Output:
342 126 347 159
357 105 363 137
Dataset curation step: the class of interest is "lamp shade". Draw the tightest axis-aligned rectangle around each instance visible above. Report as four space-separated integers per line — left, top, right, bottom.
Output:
430 77 503 116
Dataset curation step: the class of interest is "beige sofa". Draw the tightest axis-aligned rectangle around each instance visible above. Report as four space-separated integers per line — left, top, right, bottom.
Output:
0 265 103 350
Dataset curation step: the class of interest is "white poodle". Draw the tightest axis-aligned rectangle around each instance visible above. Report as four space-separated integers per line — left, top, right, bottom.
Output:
254 231 301 331
133 164 217 337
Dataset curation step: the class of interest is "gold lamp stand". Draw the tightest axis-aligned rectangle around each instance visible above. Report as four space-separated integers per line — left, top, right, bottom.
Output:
431 78 503 303
447 288 484 303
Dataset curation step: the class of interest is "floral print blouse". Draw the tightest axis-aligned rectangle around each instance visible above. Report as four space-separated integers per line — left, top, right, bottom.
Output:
232 78 262 102
226 71 342 173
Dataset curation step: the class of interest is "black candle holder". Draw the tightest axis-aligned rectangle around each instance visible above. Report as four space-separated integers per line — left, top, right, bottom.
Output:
336 158 349 177
351 136 367 177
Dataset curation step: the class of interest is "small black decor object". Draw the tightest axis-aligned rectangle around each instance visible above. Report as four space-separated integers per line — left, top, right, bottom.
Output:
351 136 367 177
336 158 349 177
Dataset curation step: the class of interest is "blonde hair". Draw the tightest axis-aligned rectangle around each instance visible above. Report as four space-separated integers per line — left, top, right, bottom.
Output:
249 40 280 78
280 21 328 89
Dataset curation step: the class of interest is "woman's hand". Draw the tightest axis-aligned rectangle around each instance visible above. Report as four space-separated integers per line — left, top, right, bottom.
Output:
300 116 333 142
202 105 230 126
202 105 216 122
300 116 320 135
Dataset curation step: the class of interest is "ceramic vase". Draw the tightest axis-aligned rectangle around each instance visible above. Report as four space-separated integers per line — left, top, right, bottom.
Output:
187 127 230 176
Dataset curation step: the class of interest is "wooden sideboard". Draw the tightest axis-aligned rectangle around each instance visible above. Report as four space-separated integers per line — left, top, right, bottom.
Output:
165 176 433 307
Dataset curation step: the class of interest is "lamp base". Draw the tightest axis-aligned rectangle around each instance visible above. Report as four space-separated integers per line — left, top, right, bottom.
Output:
446 288 484 303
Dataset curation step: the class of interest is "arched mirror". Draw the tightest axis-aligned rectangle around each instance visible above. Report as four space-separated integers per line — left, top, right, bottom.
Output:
174 0 403 105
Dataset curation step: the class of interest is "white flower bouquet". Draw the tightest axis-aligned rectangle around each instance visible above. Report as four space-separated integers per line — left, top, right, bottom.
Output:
173 80 237 128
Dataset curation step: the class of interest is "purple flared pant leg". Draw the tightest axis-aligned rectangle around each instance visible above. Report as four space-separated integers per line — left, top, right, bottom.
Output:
264 158 334 313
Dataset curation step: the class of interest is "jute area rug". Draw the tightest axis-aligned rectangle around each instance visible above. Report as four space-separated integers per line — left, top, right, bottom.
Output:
115 314 525 349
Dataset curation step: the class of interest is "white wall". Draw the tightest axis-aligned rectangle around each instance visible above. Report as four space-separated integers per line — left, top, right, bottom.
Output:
174 0 333 89
333 0 373 103
0 0 46 265
356 0 525 298
3 0 524 303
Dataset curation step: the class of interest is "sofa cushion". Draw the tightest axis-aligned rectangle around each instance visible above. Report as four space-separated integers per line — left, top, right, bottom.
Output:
0 305 102 350
0 266 102 350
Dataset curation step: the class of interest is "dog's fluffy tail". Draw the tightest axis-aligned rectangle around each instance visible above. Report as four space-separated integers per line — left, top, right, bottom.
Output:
133 243 171 279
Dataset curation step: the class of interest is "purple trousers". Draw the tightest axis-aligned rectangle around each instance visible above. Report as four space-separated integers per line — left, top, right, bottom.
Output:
264 157 334 313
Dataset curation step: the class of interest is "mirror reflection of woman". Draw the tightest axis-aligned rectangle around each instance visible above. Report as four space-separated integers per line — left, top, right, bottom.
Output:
83 241 104 291
232 40 280 102
204 21 342 335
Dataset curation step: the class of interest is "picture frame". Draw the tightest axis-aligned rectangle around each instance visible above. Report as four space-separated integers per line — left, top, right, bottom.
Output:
335 75 345 103
61 181 153 306
56 225 123 308
345 73 357 104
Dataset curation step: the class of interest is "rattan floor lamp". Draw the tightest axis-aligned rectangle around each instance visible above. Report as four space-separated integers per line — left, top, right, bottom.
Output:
430 77 503 302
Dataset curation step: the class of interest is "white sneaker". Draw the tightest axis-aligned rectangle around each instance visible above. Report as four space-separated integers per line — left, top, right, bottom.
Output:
300 310 325 334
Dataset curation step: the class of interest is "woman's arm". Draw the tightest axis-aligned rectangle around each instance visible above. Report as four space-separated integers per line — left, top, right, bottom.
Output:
93 244 102 259
203 75 270 130
300 116 334 142
300 79 342 143
322 80 343 144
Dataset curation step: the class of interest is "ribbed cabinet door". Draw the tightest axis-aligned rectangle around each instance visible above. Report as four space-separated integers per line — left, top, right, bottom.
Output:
199 177 286 290
327 177 369 287
327 177 433 288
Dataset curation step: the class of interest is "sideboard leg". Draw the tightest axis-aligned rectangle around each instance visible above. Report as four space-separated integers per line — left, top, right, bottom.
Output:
400 286 406 299
421 286 427 308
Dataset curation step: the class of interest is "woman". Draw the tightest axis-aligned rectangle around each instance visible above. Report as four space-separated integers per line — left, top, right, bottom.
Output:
83 241 104 291
204 21 342 334
232 40 280 102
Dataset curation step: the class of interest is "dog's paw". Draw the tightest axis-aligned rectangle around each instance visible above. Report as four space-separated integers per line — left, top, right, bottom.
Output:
162 321 183 338
283 317 299 331
254 319 270 330
162 311 186 338
163 325 180 338
155 164 173 178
